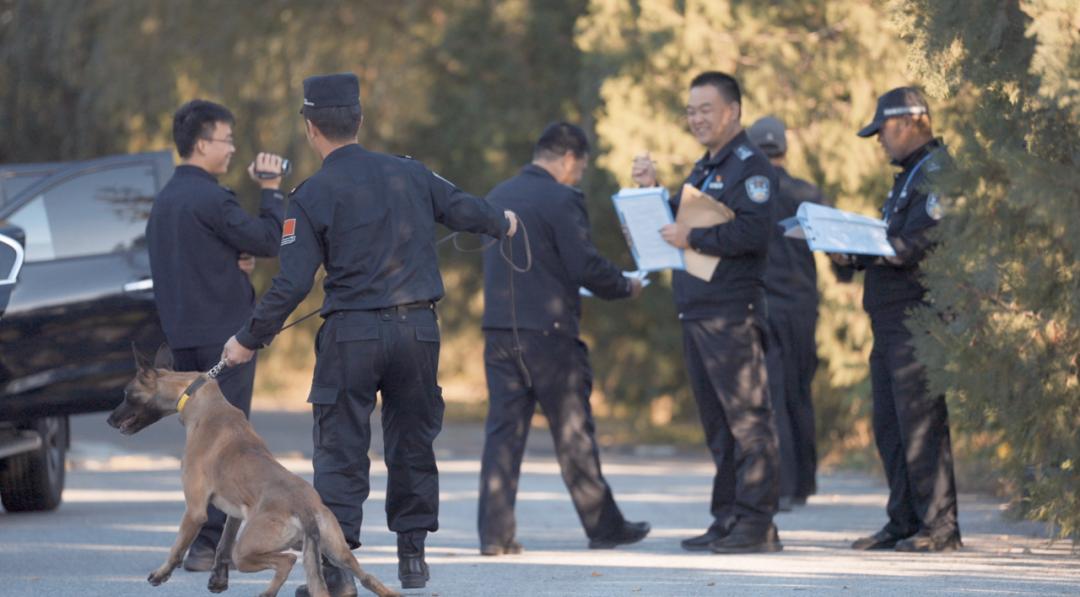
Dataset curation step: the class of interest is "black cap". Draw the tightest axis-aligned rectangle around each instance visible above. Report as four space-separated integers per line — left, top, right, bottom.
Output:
300 73 360 114
857 87 930 137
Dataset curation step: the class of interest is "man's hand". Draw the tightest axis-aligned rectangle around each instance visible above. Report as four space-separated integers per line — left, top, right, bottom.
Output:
829 252 854 266
504 210 519 237
628 277 644 299
660 222 691 249
247 152 285 190
631 152 658 187
222 335 255 367
238 253 255 275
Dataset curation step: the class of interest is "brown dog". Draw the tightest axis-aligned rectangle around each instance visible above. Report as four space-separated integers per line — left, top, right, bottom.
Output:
107 347 398 597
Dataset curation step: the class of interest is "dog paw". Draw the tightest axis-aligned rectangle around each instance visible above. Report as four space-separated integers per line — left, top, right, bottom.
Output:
147 568 172 586
208 573 229 593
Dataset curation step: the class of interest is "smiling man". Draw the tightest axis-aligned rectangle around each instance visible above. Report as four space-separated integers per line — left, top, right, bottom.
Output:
146 99 287 570
632 71 782 554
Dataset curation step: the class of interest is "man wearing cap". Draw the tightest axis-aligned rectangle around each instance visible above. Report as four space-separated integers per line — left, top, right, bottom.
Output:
632 71 782 554
747 116 827 511
838 86 961 552
221 73 519 595
147 99 287 571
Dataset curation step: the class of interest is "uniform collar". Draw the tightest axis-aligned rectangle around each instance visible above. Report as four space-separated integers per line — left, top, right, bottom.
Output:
521 163 556 182
695 129 750 170
894 137 943 171
323 143 365 166
174 164 219 183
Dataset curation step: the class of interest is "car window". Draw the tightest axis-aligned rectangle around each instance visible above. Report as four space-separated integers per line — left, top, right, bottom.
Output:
6 164 156 262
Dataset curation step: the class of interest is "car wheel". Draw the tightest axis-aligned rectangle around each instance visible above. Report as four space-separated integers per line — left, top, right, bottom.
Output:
0 415 68 512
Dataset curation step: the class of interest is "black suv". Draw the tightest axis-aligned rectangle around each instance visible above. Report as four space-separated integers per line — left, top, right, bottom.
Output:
0 151 172 511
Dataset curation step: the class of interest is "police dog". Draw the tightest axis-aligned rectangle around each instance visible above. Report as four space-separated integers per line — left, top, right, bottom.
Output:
107 347 398 597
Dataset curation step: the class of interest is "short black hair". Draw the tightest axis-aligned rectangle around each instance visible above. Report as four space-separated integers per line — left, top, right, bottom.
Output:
534 122 590 161
689 71 741 106
303 105 362 142
173 100 234 158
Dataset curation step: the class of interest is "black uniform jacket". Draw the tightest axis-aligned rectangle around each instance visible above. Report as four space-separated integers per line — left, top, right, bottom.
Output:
236 143 509 349
860 138 949 317
764 167 827 312
482 164 631 338
672 130 777 320
147 165 284 349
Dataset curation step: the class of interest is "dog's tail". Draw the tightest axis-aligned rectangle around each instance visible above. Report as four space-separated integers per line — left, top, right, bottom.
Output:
318 508 400 597
300 513 329 596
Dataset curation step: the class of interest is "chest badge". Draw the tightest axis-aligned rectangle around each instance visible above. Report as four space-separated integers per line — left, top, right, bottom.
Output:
707 179 725 191
745 175 771 204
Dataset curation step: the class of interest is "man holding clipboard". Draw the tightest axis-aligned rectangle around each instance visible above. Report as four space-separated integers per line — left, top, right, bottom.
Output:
631 72 782 554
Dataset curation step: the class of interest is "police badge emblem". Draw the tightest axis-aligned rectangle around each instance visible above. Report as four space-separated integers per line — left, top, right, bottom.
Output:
745 175 771 203
926 193 944 220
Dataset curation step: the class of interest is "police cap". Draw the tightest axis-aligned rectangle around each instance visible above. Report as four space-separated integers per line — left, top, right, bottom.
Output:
857 87 930 138
748 115 787 157
300 73 360 114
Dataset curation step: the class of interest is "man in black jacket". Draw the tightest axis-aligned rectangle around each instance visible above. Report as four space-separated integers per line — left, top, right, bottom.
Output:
146 99 286 570
748 116 825 510
478 122 648 556
633 72 782 554
838 87 961 553
222 73 518 595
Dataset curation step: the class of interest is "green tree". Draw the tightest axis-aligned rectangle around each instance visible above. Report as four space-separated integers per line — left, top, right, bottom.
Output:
575 0 912 449
898 0 1080 537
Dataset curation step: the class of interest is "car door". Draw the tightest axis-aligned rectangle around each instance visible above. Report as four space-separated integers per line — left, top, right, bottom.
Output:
0 152 172 420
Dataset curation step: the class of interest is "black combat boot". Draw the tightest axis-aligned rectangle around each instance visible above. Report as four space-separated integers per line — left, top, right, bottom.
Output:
397 531 430 590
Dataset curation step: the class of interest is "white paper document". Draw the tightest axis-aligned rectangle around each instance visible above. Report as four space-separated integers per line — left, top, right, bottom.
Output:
781 203 897 257
611 187 685 272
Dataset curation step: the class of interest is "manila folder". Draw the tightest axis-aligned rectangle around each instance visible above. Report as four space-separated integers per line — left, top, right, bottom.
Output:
676 184 733 281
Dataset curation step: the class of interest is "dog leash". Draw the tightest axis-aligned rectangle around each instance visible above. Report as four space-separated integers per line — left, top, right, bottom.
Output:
177 359 227 413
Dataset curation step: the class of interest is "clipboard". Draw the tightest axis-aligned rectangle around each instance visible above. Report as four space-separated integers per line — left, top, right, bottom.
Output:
676 184 733 281
611 187 685 272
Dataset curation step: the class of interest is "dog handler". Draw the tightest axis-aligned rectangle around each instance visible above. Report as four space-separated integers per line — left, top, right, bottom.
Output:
147 99 286 571
222 73 518 596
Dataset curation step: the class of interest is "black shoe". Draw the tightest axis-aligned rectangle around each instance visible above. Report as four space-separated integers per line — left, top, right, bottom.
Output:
680 524 731 552
778 496 794 512
480 540 523 556
294 561 358 597
588 520 650 549
398 531 429 590
398 553 429 590
895 530 962 553
851 528 912 551
709 521 783 554
791 495 809 507
182 540 217 572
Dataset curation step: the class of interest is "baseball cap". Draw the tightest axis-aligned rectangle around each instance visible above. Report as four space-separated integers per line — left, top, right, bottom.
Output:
857 87 930 138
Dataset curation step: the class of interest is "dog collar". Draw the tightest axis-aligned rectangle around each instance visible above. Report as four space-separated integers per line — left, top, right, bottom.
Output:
177 375 210 413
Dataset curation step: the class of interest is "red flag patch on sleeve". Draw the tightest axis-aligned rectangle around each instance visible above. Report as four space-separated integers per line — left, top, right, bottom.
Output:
281 218 297 246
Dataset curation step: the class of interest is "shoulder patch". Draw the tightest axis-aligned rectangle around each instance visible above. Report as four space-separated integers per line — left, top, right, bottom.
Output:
281 218 297 246
735 145 755 161
745 175 771 204
925 193 944 220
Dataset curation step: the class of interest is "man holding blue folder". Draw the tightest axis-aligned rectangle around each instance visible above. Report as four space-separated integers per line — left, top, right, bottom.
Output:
632 72 782 554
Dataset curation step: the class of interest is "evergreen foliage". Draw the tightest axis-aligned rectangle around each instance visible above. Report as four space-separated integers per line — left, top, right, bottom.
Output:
897 0 1080 538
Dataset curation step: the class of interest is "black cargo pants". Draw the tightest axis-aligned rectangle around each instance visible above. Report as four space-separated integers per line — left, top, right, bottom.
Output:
682 313 779 529
171 344 255 548
478 329 625 546
765 305 819 500
869 309 959 540
308 305 444 549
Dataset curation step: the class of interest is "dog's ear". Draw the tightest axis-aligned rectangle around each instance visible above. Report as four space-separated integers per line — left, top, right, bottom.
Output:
132 342 154 372
153 343 175 371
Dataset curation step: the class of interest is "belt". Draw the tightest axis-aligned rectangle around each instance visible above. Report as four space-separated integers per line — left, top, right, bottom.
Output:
371 300 435 317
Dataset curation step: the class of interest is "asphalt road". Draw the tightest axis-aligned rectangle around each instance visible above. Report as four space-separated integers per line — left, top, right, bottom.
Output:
0 411 1077 596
